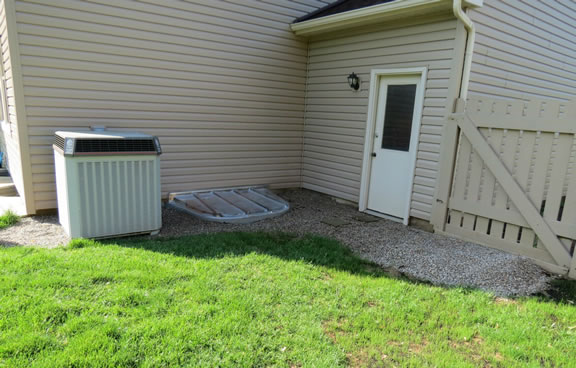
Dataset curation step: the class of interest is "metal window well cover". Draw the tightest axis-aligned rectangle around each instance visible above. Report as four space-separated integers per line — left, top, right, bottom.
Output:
168 187 290 223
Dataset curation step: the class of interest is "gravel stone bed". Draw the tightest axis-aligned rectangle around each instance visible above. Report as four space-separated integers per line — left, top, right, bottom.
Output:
0 189 553 296
0 215 68 248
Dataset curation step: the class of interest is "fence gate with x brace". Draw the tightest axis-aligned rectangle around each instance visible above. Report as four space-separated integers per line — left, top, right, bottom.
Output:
437 97 576 279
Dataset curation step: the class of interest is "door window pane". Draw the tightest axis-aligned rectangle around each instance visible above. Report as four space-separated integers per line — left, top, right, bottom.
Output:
381 84 417 151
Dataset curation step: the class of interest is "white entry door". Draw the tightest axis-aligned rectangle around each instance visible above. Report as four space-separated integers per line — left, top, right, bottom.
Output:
366 74 424 221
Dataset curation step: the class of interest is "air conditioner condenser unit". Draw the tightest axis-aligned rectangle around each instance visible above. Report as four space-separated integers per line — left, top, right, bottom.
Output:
53 129 162 239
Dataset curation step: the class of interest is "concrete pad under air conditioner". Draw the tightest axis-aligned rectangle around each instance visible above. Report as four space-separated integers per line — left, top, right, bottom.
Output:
168 187 290 223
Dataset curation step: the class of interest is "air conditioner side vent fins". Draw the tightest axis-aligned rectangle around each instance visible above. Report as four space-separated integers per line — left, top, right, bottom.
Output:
54 135 66 151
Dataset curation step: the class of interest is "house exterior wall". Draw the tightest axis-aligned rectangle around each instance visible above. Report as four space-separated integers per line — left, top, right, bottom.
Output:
468 0 576 101
0 0 25 199
302 16 460 221
10 0 335 212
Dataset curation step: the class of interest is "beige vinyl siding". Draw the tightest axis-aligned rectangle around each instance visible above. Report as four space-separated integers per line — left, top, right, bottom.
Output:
11 0 336 211
468 0 576 101
0 0 25 197
302 17 459 221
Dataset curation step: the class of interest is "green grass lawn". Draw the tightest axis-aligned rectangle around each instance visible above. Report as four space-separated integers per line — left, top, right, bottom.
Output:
0 233 574 367
0 210 19 230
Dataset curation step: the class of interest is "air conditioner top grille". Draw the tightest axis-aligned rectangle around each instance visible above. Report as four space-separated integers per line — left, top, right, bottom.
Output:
75 139 157 154
53 130 162 156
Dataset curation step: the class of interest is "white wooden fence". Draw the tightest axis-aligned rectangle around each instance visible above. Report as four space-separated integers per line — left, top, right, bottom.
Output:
443 97 576 278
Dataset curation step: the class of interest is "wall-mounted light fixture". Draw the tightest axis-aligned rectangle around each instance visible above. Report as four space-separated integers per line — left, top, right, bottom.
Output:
347 72 360 90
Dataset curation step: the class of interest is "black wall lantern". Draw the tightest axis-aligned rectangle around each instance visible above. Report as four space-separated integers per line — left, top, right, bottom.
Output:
347 72 360 90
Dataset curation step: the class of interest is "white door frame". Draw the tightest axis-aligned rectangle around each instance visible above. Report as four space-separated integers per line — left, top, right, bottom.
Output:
359 67 427 225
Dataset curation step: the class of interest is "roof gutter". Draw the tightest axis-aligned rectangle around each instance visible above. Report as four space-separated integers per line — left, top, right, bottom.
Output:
291 0 451 36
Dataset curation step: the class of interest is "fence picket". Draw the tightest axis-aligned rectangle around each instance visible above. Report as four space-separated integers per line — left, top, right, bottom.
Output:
562 143 576 227
543 134 573 225
526 132 554 221
449 134 473 228
514 131 538 248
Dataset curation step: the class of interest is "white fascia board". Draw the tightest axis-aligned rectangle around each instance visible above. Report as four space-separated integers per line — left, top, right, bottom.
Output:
291 0 452 36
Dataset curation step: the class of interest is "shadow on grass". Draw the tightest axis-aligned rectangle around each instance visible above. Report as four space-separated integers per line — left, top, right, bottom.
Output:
92 232 403 280
70 232 576 303
537 279 576 305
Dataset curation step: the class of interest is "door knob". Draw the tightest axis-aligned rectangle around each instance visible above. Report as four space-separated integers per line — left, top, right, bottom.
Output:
371 152 377 157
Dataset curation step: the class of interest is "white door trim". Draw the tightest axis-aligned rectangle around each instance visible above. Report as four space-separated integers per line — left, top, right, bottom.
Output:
359 67 427 225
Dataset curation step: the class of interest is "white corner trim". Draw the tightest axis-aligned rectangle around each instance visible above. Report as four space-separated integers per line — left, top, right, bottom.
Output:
291 0 450 36
3 0 36 214
359 67 428 225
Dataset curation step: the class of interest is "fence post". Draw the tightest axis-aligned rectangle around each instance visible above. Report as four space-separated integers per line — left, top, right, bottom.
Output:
430 99 466 231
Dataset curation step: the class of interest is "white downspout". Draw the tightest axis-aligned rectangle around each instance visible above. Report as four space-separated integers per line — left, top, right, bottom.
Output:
453 0 475 100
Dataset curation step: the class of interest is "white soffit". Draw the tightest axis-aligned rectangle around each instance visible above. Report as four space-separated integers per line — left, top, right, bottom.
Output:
291 0 458 36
